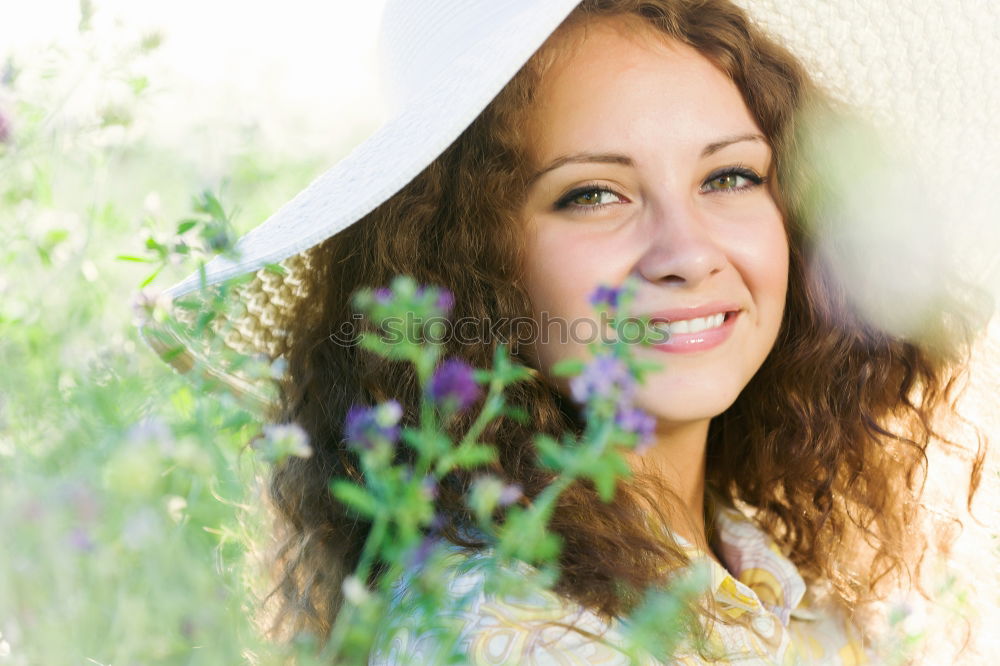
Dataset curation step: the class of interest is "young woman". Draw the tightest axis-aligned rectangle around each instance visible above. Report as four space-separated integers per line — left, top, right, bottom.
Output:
144 0 989 662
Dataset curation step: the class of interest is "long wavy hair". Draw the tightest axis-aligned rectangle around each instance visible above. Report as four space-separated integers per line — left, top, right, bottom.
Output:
259 0 989 651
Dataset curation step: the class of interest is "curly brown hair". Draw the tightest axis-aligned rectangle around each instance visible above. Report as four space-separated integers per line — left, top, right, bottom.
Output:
259 0 989 652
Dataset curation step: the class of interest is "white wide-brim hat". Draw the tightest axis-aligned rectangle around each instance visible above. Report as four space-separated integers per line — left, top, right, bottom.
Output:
139 0 1000 412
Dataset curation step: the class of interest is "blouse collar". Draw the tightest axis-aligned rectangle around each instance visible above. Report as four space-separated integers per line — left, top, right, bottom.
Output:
674 503 807 627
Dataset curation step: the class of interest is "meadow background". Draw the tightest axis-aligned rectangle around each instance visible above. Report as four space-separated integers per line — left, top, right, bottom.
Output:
1 1 998 664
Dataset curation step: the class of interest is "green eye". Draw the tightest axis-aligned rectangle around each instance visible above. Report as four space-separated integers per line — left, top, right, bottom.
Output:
572 190 613 206
555 186 624 211
702 167 765 193
707 173 743 190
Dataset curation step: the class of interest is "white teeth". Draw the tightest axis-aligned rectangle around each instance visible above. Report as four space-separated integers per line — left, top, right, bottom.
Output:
652 313 726 336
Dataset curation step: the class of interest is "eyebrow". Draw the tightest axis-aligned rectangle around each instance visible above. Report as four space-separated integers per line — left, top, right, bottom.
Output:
700 133 767 158
528 152 633 185
528 133 767 184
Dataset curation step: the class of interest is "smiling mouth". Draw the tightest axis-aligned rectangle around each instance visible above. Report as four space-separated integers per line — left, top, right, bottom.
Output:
649 311 738 336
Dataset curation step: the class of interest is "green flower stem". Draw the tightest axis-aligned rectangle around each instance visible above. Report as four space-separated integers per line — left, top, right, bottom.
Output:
325 603 356 659
414 347 440 477
528 474 574 525
530 416 614 524
458 379 506 450
323 500 388 656
423 377 506 479
356 510 389 585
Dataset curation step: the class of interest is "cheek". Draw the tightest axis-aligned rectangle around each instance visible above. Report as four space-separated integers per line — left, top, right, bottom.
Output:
765 223 790 301
524 226 630 372
524 228 618 318
738 216 790 324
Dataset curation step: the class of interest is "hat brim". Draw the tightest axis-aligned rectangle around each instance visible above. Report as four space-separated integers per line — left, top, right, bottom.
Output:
164 0 583 300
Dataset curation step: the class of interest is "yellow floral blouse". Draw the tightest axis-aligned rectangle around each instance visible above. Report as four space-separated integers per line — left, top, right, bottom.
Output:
371 506 869 664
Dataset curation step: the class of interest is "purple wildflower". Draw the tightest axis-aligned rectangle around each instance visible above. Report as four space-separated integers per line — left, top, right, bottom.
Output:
410 515 446 570
0 109 10 144
428 513 447 532
467 476 522 520
373 287 393 305
414 285 454 313
344 400 402 450
409 534 437 570
498 483 523 507
180 617 196 639
615 405 657 452
421 475 439 500
435 289 455 314
261 422 312 460
429 359 481 412
67 526 94 552
569 354 635 405
588 285 622 309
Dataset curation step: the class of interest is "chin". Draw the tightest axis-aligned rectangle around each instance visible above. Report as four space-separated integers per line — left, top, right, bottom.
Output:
635 378 744 426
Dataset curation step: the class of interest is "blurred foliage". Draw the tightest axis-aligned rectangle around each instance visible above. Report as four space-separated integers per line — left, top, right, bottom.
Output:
1 3 993 666
0 11 335 666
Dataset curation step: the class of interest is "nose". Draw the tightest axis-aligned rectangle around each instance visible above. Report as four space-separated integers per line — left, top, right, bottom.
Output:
634 202 726 287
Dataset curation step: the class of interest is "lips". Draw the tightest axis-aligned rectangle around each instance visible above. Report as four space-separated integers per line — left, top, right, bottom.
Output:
646 303 740 324
644 304 742 354
649 312 726 336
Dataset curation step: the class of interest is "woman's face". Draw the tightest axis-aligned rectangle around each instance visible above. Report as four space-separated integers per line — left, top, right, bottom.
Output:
521 18 789 428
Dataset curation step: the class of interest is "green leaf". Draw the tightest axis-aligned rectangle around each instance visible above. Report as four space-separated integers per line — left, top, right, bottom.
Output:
195 191 227 221
491 344 511 374
159 344 187 362
172 298 202 311
533 434 564 471
466 476 503 523
223 272 256 287
330 480 379 518
220 411 255 431
592 466 618 502
504 405 530 425
454 443 496 467
405 429 451 461
129 75 149 95
551 358 586 377
359 332 392 357
499 509 562 563
263 262 287 275
193 309 216 334
139 265 163 288
35 246 52 266
116 255 151 263
399 428 423 451
145 237 166 253
495 363 532 385
43 228 70 246
176 219 198 235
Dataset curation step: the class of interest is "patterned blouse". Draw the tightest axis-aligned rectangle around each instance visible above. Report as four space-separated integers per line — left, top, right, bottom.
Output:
371 505 869 664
